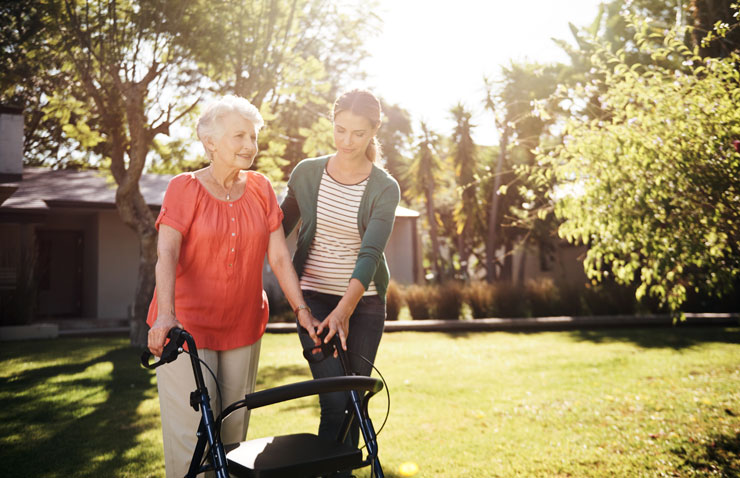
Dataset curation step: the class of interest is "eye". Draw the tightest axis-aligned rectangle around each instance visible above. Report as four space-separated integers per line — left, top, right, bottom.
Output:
354 132 365 138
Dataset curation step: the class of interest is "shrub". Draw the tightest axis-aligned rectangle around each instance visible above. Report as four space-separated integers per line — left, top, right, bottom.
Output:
581 280 639 316
491 281 528 318
524 278 561 317
431 282 464 320
464 281 496 318
385 280 403 321
404 284 433 320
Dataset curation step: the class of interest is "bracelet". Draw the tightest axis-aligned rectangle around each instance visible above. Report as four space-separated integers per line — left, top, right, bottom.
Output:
294 304 311 317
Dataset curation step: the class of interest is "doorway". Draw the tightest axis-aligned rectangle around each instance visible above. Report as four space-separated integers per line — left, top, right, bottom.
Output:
36 230 83 318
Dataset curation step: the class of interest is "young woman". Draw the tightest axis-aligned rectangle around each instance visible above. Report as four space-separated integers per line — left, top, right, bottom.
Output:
147 95 318 478
281 89 400 467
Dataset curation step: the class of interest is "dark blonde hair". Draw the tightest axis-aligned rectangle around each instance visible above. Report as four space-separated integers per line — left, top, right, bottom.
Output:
332 89 382 162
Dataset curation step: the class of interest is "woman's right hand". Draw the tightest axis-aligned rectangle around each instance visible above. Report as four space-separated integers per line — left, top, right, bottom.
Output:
147 313 183 357
297 308 322 348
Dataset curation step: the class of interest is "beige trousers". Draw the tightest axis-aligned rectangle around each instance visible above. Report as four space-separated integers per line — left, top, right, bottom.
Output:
156 340 261 478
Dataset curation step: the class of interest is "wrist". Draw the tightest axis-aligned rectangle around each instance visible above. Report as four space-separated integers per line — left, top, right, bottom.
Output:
294 304 311 318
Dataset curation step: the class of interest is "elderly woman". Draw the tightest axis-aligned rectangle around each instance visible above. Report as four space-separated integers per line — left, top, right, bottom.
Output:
146 95 320 478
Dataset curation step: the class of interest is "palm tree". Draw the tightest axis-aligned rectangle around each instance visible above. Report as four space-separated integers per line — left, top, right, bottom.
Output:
450 103 479 280
404 122 444 283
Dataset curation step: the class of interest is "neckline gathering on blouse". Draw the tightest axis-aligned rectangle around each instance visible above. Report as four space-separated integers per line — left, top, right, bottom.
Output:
190 170 250 203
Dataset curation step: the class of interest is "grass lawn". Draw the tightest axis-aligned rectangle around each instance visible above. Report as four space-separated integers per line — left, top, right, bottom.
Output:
1 326 739 477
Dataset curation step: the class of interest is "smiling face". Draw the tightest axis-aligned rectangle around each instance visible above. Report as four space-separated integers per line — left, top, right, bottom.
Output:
207 112 258 170
333 110 377 163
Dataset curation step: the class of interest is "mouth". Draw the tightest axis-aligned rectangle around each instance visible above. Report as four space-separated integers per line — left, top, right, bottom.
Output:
339 148 355 154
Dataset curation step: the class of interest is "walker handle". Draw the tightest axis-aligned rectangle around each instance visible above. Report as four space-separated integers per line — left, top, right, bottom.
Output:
140 327 188 369
301 328 353 375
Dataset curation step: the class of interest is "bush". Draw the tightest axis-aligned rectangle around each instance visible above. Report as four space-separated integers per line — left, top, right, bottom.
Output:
524 278 561 318
491 281 528 318
431 282 464 320
464 281 496 318
404 284 433 320
385 280 403 321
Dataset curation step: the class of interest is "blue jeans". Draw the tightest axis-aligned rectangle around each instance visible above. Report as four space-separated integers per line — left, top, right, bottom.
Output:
297 290 385 460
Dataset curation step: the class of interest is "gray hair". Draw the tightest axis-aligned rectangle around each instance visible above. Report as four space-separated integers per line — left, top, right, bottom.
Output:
197 95 264 156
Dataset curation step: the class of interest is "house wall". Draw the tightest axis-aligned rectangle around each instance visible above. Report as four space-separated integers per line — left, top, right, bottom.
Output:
0 109 23 179
384 216 418 285
513 242 588 287
97 210 139 319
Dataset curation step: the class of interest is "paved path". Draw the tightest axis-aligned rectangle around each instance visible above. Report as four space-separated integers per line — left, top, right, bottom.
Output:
5 312 735 339
265 312 739 333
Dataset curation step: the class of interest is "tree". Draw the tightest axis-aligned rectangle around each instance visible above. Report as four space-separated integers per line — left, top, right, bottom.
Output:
449 103 479 279
2 0 378 346
540 16 740 312
689 0 740 57
377 99 413 198
481 63 563 283
404 122 445 282
192 0 379 175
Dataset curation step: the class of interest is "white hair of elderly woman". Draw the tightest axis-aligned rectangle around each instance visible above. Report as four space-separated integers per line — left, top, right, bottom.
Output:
196 95 264 151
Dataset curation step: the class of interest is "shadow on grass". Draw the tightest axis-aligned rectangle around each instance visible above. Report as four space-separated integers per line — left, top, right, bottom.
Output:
567 326 740 350
255 364 312 388
0 339 156 478
672 429 740 476
437 325 740 351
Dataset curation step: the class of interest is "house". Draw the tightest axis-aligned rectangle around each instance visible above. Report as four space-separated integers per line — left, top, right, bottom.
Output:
0 107 423 325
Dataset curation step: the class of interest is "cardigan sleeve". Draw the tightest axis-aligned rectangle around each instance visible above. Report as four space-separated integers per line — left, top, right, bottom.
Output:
280 168 301 236
351 176 400 290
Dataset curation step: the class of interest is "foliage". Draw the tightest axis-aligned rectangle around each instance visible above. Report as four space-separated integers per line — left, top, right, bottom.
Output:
449 104 480 278
402 284 435 320
385 280 403 321
539 15 740 313
482 63 566 283
189 0 380 177
403 123 448 282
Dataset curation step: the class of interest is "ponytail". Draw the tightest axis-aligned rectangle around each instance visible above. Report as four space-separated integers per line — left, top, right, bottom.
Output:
365 136 382 163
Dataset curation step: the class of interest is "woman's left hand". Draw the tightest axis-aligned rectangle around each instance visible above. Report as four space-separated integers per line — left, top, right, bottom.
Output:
317 307 351 352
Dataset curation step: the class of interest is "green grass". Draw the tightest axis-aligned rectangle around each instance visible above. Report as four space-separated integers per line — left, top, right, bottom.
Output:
1 327 739 477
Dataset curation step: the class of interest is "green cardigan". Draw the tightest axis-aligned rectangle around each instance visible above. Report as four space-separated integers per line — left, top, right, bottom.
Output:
281 155 401 299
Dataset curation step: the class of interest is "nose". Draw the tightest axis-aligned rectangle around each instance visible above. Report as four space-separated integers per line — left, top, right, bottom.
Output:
340 132 352 147
243 138 256 154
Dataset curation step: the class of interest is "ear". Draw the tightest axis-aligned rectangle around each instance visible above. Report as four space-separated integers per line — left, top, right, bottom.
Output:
202 135 217 153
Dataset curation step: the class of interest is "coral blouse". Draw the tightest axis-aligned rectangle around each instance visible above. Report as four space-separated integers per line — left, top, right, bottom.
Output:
146 171 284 351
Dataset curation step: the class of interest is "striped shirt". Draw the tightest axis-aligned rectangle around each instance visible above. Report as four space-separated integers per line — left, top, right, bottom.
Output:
300 169 378 296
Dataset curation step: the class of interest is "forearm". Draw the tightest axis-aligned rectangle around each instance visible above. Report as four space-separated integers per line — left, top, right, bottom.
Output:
267 227 306 311
155 253 178 317
270 251 307 311
335 278 366 318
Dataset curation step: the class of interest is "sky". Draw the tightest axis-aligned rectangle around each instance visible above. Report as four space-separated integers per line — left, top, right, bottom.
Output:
358 0 605 146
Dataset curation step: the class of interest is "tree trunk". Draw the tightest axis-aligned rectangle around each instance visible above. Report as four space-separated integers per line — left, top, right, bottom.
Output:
130 230 157 347
425 188 443 282
501 239 514 282
487 129 509 282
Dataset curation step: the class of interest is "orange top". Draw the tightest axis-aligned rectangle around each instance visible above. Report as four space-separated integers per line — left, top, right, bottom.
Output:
146 171 284 351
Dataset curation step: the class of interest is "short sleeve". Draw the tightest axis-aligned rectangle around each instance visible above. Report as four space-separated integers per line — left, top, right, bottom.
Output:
155 174 197 235
249 171 284 233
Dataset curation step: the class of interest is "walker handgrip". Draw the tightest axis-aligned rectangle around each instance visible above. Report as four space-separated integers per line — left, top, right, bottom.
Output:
140 327 187 369
301 328 343 364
